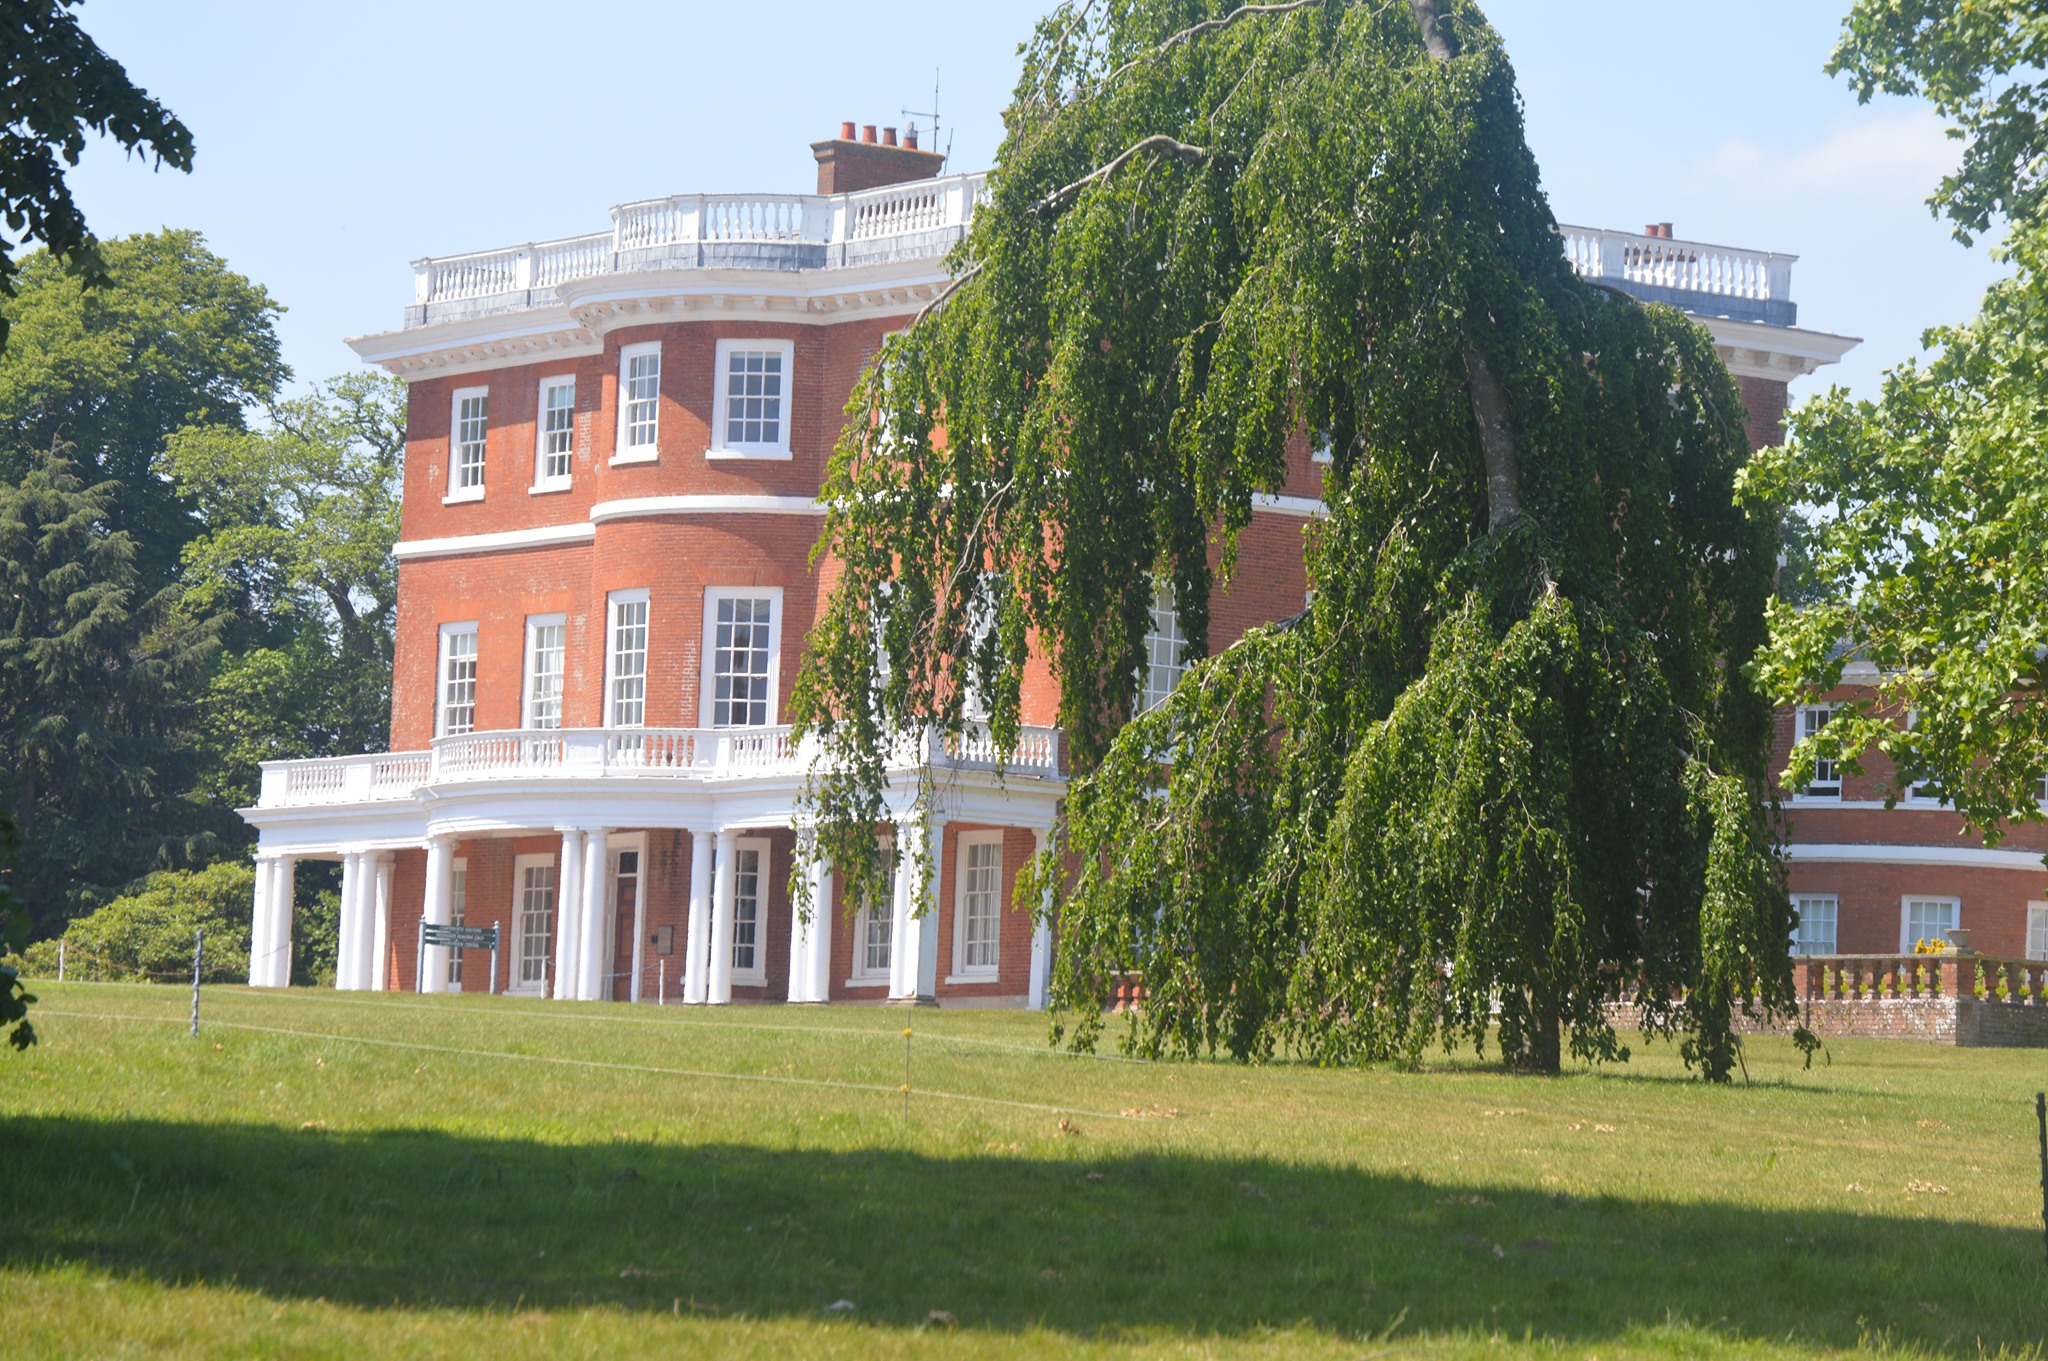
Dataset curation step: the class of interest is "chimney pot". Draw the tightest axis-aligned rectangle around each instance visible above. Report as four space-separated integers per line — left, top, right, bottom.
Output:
882 126 898 147
840 120 856 140
862 123 878 144
905 124 919 150
1659 221 1674 239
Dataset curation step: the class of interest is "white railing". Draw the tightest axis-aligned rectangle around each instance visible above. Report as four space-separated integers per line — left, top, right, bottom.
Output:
255 718 1063 808
845 179 948 240
411 171 988 312
1556 223 1794 302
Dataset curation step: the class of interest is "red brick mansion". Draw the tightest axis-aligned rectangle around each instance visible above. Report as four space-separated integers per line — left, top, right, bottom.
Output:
241 125 2041 1006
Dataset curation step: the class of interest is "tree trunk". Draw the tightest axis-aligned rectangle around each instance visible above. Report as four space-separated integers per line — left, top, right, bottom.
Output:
1405 0 1523 532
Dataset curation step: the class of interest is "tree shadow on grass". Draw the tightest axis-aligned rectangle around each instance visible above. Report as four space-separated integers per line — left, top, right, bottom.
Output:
2 1115 2040 1353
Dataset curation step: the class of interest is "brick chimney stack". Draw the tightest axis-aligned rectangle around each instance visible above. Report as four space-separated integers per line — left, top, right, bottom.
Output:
812 118 946 195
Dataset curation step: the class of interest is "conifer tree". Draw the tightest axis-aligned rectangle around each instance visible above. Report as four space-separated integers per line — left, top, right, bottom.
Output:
794 0 1791 1077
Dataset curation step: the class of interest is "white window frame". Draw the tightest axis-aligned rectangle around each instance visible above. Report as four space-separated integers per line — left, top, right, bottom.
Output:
510 853 556 996
447 858 469 988
522 613 568 731
947 831 1004 983
1791 894 1837 956
707 338 795 460
604 589 650 728
1795 704 1839 800
1138 582 1188 715
614 341 661 464
446 385 488 503
2028 902 2048 962
848 836 895 987
699 587 782 728
1900 895 1960 954
730 836 771 986
436 621 479 737
1899 710 1946 805
533 374 576 492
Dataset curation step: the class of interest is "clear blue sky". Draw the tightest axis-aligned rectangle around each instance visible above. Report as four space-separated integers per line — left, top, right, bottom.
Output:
60 0 1998 405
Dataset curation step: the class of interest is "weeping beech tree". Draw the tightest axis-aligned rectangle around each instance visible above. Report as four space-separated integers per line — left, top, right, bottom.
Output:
792 0 1794 1077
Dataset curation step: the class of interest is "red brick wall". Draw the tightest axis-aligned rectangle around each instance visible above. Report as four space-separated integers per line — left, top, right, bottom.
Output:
1737 374 1789 453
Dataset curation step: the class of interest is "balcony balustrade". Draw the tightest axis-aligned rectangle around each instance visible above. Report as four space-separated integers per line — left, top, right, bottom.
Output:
405 188 1798 331
256 722 1063 809
406 174 990 327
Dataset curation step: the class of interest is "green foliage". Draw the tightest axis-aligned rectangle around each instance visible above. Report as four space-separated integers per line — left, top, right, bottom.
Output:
1745 228 2048 833
797 0 1788 1077
1829 0 2048 243
55 862 252 983
1 801 34 1048
0 230 287 588
1751 3 2048 836
163 372 405 805
0 452 220 924
0 0 192 343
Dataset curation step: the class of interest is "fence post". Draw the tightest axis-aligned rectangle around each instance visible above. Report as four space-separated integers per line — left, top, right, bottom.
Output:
189 928 204 1037
56 938 65 982
658 959 665 1006
2035 1091 2046 1268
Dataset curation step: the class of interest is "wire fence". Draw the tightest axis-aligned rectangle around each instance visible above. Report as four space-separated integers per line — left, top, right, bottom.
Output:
33 1002 1151 1123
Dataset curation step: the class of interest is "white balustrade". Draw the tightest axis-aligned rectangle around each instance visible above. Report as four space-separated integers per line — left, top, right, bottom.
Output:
413 172 989 313
256 714 1061 808
1556 223 1794 302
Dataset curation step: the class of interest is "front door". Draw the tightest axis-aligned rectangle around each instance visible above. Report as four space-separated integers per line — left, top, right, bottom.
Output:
607 843 643 1000
511 853 556 996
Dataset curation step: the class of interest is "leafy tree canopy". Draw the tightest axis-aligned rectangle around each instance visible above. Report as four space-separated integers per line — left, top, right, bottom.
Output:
0 230 286 586
0 0 192 338
795 0 1788 1077
1829 0 2048 244
33 861 252 983
1748 0 2048 838
163 372 405 807
0 452 217 924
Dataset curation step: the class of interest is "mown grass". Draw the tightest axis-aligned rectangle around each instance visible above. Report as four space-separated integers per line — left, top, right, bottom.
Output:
3 982 2045 1359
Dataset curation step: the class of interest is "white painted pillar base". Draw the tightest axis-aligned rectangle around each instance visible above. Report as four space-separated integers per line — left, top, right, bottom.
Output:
707 828 738 1005
809 860 833 1004
887 821 917 1002
420 836 455 993
247 856 272 988
1027 827 1053 1011
684 830 712 1004
553 830 586 1002
370 855 394 991
916 818 944 1002
336 853 364 990
267 857 296 988
578 828 610 1001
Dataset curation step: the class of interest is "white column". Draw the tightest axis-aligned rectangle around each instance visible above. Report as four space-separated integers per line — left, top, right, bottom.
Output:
1027 827 1053 1011
629 843 648 1004
915 817 945 1002
808 857 834 1004
268 856 296 988
369 855 394 991
247 856 272 988
578 828 610 1001
336 853 364 990
420 837 456 994
887 821 917 1001
553 830 586 1002
684 830 712 1004
708 828 738 1004
787 837 814 1002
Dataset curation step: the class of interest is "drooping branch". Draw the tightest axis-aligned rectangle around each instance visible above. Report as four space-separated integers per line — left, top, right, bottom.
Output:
1031 134 1215 217
1402 0 1521 529
1406 0 1458 61
911 259 984 329
1099 0 1331 90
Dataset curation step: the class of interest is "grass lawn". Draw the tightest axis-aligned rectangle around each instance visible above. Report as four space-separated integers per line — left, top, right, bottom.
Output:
3 983 2045 1359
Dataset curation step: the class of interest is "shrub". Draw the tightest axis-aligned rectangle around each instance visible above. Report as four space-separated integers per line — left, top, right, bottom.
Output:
61 863 253 983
